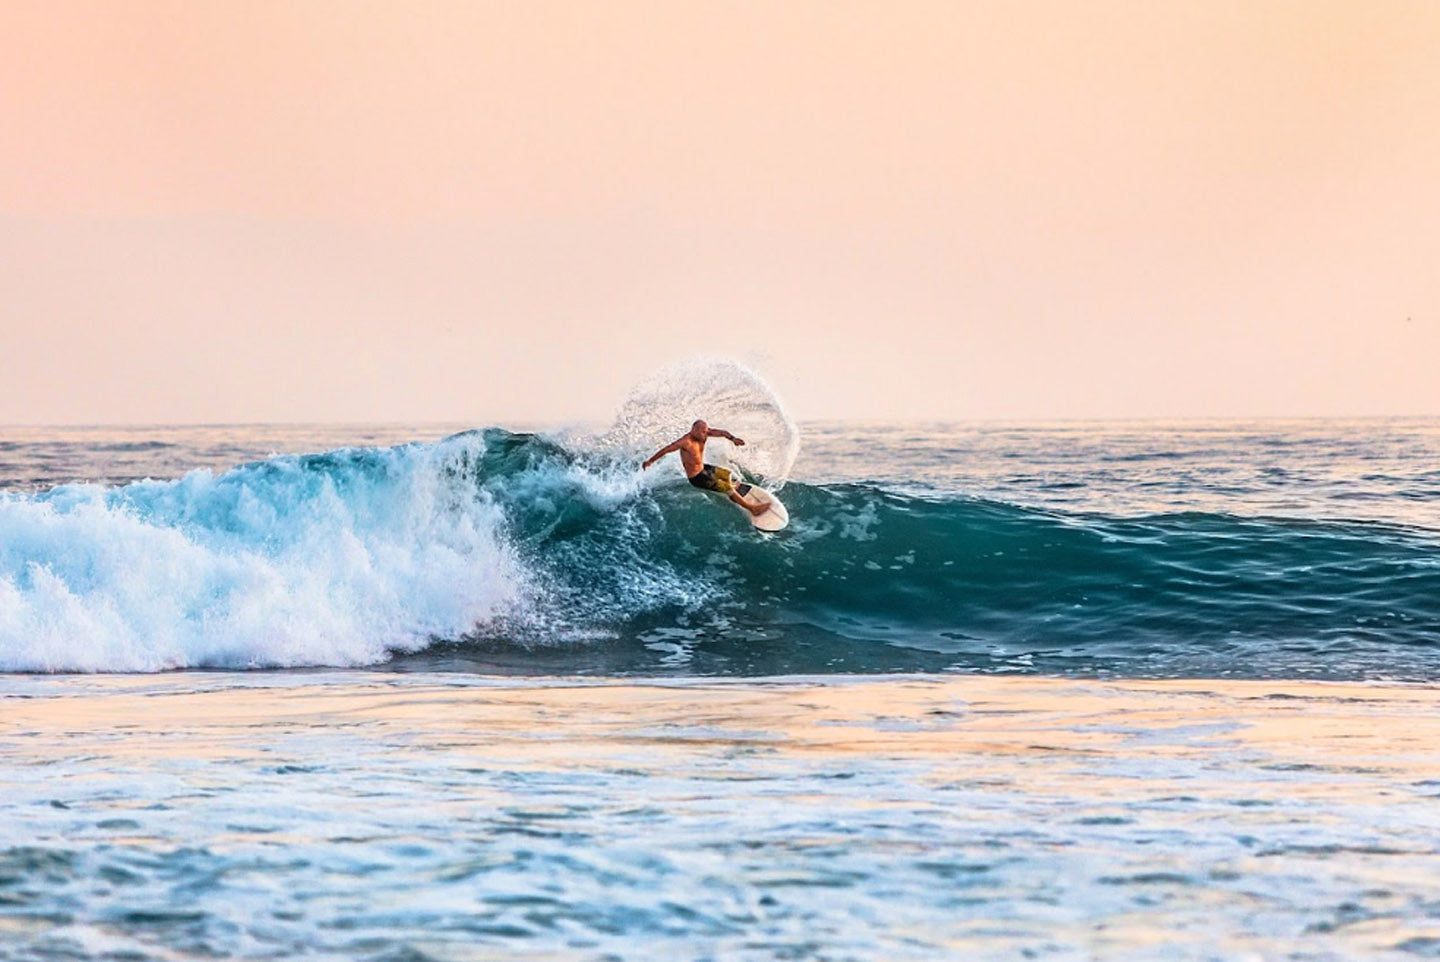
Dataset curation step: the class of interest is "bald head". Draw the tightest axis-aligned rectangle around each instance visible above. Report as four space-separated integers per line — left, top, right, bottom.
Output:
689 419 708 440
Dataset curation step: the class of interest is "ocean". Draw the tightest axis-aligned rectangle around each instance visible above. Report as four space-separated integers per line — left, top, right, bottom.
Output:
3 387 1440 958
3 414 1438 679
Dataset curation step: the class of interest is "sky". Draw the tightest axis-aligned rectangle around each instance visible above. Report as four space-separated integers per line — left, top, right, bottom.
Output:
2 0 1438 424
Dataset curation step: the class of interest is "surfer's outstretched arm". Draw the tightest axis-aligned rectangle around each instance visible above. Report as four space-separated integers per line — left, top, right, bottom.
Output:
641 438 684 470
706 428 746 446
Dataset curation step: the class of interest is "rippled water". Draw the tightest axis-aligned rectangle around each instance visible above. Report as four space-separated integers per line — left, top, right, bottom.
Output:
4 672 1440 961
796 418 1440 528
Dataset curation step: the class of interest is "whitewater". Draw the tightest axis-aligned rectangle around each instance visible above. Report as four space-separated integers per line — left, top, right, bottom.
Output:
1 367 1439 678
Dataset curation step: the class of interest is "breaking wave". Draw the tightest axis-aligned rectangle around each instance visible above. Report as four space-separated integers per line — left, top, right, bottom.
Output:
2 424 1438 678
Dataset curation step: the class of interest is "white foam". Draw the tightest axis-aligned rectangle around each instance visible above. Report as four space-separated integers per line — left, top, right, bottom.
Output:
0 433 525 672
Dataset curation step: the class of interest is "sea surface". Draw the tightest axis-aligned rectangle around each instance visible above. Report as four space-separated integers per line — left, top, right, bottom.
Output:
2 410 1439 679
3 386 1440 959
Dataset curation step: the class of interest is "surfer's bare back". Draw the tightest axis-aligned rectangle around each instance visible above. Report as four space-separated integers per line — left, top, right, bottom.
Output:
642 420 769 517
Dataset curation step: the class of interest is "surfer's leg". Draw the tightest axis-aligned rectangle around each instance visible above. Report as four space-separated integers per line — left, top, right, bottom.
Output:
728 491 768 516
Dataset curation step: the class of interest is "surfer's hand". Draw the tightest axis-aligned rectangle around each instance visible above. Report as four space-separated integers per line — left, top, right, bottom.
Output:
731 437 746 446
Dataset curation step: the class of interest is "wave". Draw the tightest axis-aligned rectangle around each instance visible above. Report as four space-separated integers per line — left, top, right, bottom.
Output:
2 426 1438 677
0 435 524 672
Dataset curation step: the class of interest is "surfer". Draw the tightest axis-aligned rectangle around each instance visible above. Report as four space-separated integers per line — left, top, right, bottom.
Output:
642 420 771 517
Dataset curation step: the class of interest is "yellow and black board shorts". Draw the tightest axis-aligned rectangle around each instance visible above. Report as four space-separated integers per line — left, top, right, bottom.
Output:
688 464 750 496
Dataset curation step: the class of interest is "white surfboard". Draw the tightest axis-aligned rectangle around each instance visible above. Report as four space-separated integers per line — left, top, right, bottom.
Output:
733 481 789 532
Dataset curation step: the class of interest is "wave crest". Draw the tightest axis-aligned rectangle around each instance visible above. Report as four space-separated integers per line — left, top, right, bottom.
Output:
0 434 523 672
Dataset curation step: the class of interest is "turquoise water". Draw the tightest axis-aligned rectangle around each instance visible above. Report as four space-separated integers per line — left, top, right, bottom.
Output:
1 418 1438 678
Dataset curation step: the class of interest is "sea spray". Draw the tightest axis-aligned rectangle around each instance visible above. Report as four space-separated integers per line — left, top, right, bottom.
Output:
603 357 801 485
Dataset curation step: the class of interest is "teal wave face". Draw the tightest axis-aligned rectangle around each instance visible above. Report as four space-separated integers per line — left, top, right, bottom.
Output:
452 431 1440 679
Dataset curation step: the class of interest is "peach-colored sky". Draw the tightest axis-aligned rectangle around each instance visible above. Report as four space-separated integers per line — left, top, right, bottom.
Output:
2 0 1437 424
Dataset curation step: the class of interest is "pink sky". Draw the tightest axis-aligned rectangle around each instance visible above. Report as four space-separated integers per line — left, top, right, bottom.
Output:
2 0 1437 423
